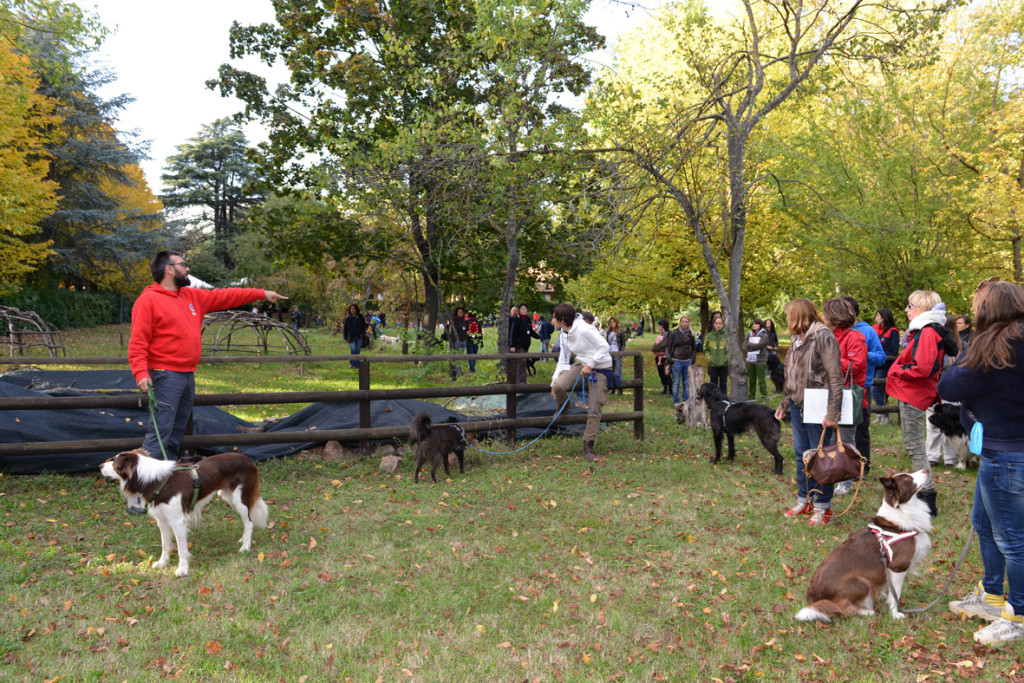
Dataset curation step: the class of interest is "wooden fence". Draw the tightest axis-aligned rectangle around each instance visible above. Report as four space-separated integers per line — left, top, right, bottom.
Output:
0 351 644 459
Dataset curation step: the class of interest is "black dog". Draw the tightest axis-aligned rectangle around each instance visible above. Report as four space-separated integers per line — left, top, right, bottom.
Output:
695 383 785 475
410 412 467 483
928 402 974 470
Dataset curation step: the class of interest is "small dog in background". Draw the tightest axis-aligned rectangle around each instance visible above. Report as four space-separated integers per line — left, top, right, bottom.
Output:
796 469 932 622
100 449 268 577
410 412 467 483
695 383 785 475
928 402 976 470
379 334 401 350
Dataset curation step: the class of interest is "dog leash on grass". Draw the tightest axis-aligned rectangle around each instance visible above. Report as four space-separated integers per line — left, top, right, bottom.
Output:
890 524 975 615
465 372 583 456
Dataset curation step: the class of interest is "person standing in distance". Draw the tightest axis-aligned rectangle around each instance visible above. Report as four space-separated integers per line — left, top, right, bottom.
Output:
130 250 287 461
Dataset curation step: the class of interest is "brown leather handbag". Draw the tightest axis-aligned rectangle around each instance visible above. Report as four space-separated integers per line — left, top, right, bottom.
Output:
802 427 864 486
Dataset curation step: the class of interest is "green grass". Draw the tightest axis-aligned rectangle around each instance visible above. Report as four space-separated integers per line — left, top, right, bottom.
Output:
1 326 1022 681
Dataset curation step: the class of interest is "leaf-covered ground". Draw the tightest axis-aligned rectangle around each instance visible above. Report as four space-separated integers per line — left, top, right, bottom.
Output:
1 326 1022 681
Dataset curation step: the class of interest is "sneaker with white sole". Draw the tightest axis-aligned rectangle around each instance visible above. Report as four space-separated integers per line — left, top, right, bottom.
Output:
974 616 1024 645
808 507 833 526
833 480 853 497
950 583 1004 621
784 501 812 517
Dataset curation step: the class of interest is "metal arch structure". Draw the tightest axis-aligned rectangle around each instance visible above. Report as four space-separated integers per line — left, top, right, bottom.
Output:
201 311 311 357
0 306 66 358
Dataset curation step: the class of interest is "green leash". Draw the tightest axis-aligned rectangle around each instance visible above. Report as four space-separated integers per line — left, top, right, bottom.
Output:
144 385 200 510
145 386 171 461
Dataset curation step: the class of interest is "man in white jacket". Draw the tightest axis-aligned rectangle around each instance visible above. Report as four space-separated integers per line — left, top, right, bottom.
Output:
550 303 613 461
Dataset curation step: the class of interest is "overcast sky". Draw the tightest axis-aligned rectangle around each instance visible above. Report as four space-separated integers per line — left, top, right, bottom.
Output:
86 0 655 195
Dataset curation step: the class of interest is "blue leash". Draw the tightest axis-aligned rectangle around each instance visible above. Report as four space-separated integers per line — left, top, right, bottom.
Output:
466 371 586 456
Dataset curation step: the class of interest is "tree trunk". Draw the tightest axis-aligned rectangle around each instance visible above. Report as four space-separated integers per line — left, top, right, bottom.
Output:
725 131 749 402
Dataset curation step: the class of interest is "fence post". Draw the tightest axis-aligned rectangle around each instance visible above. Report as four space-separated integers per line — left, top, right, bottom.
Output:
506 355 517 446
359 358 371 455
633 352 644 440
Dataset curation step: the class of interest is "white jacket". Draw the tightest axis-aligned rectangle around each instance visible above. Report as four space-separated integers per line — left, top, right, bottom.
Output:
552 315 613 384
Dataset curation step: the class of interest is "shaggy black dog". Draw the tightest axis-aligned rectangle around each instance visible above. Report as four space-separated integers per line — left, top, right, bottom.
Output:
410 412 467 483
928 402 975 470
695 383 785 475
767 353 785 394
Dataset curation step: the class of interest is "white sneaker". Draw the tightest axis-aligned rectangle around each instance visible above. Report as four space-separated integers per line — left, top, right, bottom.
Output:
974 617 1024 645
833 480 853 497
950 583 1004 621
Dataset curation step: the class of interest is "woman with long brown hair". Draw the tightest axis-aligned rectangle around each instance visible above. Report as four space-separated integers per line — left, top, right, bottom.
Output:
940 278 1024 645
775 299 844 527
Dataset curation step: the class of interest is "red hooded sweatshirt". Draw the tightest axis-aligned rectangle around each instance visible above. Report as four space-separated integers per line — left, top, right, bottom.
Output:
129 284 266 383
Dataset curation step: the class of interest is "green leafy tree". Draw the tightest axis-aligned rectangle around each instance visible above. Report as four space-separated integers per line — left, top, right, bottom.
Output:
589 0 952 398
447 0 604 346
211 0 481 333
161 118 263 269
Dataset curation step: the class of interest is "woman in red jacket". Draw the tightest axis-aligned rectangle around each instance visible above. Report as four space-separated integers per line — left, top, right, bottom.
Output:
823 298 867 497
886 290 950 516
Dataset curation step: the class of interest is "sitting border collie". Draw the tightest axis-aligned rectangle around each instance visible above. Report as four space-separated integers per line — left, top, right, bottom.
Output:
928 402 976 470
695 382 784 475
795 469 932 622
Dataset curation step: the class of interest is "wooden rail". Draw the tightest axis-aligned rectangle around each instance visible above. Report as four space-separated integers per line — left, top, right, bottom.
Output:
0 351 645 458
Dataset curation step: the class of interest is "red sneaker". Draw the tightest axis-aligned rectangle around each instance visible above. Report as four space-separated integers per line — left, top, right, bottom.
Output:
784 502 813 517
808 508 833 526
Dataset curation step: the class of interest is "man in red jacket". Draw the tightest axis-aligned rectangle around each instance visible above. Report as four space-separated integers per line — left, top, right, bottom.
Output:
129 251 287 461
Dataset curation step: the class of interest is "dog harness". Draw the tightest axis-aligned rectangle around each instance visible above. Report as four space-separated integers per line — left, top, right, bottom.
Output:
715 400 733 432
868 523 918 563
151 465 201 512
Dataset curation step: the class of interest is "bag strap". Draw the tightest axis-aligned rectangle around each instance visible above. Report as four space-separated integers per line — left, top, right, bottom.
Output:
815 425 842 451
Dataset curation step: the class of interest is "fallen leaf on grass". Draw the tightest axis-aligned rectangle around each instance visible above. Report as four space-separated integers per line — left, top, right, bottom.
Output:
206 640 222 655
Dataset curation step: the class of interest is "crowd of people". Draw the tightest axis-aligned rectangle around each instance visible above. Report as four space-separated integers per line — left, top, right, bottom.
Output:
127 253 1024 644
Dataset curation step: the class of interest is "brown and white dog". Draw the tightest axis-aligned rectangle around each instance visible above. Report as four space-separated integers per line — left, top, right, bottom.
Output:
795 469 932 622
100 449 268 577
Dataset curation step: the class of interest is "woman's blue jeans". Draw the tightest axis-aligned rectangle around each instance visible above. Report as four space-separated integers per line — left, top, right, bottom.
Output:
672 360 692 404
348 337 363 368
791 401 835 508
973 447 1024 614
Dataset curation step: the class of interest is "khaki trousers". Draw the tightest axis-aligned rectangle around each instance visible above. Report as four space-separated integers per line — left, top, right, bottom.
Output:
551 362 609 442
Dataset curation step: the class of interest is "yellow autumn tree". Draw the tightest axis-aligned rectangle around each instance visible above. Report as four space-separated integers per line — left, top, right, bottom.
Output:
0 40 58 289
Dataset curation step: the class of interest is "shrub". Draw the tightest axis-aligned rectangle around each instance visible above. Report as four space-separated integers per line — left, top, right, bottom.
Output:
0 288 128 328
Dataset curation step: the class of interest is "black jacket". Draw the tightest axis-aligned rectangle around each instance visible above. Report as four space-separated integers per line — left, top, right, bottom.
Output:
343 313 367 342
508 315 539 350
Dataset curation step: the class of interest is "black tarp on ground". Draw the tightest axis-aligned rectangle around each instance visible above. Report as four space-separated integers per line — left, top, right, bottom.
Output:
0 370 586 474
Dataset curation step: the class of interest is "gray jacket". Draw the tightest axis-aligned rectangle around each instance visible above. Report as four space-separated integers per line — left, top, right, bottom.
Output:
781 322 843 422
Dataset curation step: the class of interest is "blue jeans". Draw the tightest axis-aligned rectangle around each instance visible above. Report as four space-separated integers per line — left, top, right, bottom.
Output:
973 447 1024 614
671 360 692 404
348 336 363 368
466 340 478 372
612 355 623 377
791 402 835 509
141 370 195 461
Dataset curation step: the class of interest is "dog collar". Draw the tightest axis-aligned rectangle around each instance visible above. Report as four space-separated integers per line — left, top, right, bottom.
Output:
868 524 918 564
152 465 201 512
